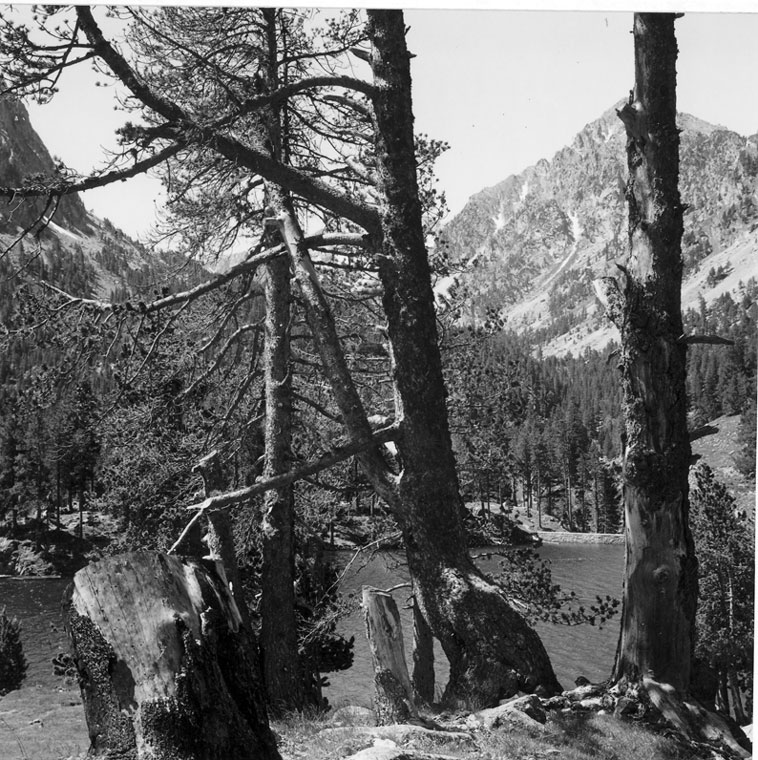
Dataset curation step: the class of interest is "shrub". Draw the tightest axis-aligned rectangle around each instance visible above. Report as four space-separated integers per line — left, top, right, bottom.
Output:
0 606 27 695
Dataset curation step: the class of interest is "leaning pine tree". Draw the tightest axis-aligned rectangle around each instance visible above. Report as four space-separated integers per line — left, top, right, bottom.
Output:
594 12 750 756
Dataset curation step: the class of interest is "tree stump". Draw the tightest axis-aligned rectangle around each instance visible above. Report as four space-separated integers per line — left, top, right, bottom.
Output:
65 551 281 760
363 587 418 724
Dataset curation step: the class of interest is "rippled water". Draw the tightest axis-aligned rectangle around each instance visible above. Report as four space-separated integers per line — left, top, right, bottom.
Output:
0 542 624 706
0 577 72 688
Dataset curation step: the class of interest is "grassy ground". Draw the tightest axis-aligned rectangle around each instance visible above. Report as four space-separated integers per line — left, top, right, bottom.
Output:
0 685 86 760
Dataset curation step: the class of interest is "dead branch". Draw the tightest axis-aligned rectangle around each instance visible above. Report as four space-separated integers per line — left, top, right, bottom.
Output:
168 422 401 554
677 334 735 346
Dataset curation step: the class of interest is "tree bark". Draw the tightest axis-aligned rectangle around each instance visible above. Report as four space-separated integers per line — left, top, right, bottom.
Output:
363 587 418 724
411 594 435 705
258 10 321 714
366 10 561 707
605 14 749 756
65 552 280 760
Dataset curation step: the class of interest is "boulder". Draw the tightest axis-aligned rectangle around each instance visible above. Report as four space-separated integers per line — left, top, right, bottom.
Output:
499 694 547 723
563 682 605 702
330 706 377 727
543 695 570 710
344 748 463 760
467 699 547 732
318 724 475 751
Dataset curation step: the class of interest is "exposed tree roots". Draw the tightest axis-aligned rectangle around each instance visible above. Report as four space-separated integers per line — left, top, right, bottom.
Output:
546 678 752 759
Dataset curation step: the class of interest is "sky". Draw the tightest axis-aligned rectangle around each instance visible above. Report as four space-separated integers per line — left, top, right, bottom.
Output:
16 5 758 241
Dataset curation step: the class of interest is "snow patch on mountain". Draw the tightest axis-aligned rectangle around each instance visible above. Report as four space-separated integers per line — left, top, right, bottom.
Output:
47 220 81 242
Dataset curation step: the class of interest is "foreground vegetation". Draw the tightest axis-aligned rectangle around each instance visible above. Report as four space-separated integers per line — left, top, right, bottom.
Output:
0 686 722 760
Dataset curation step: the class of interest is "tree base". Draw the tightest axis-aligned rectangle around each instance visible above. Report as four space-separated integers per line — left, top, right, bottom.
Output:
603 677 752 759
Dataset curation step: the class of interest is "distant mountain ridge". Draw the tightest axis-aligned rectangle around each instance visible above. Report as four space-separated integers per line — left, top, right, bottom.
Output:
442 103 758 356
0 94 203 300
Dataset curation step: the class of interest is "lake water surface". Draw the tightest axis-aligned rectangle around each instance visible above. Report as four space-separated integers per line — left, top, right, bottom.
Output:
0 541 624 706
325 542 624 705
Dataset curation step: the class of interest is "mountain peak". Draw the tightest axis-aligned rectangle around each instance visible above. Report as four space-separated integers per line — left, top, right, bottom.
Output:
441 104 758 356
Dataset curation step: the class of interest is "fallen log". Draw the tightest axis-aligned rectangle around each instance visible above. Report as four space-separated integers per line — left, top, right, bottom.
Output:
65 551 281 760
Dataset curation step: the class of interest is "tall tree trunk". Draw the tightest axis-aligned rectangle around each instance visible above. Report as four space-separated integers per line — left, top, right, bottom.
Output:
56 461 61 527
610 11 694 694
366 10 561 707
603 14 749 755
256 8 314 714
259 194 309 712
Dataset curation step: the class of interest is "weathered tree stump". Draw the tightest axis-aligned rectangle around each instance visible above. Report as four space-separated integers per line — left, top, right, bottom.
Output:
65 551 281 760
363 587 418 724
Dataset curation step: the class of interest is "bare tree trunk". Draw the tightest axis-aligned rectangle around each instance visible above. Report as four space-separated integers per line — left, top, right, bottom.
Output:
56 462 61 527
256 10 319 714
78 487 84 539
602 14 749 756
65 552 280 760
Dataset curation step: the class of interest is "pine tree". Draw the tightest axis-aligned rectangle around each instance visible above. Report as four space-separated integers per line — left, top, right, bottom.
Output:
0 607 27 695
691 464 754 724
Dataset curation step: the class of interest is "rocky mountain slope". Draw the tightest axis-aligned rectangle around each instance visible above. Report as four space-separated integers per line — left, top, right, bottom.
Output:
0 94 198 300
442 103 758 356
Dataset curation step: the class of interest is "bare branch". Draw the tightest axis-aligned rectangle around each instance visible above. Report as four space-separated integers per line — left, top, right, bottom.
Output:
168 423 401 554
677 333 735 346
0 143 184 200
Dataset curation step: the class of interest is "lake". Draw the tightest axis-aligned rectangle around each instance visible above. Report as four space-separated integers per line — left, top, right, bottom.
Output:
0 541 624 706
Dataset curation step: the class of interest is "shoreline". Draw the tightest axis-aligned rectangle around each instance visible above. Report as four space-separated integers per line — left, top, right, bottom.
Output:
536 531 624 545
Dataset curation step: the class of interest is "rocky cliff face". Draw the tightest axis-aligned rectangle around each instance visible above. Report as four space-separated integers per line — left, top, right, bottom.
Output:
0 94 204 299
0 93 91 235
442 104 758 355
